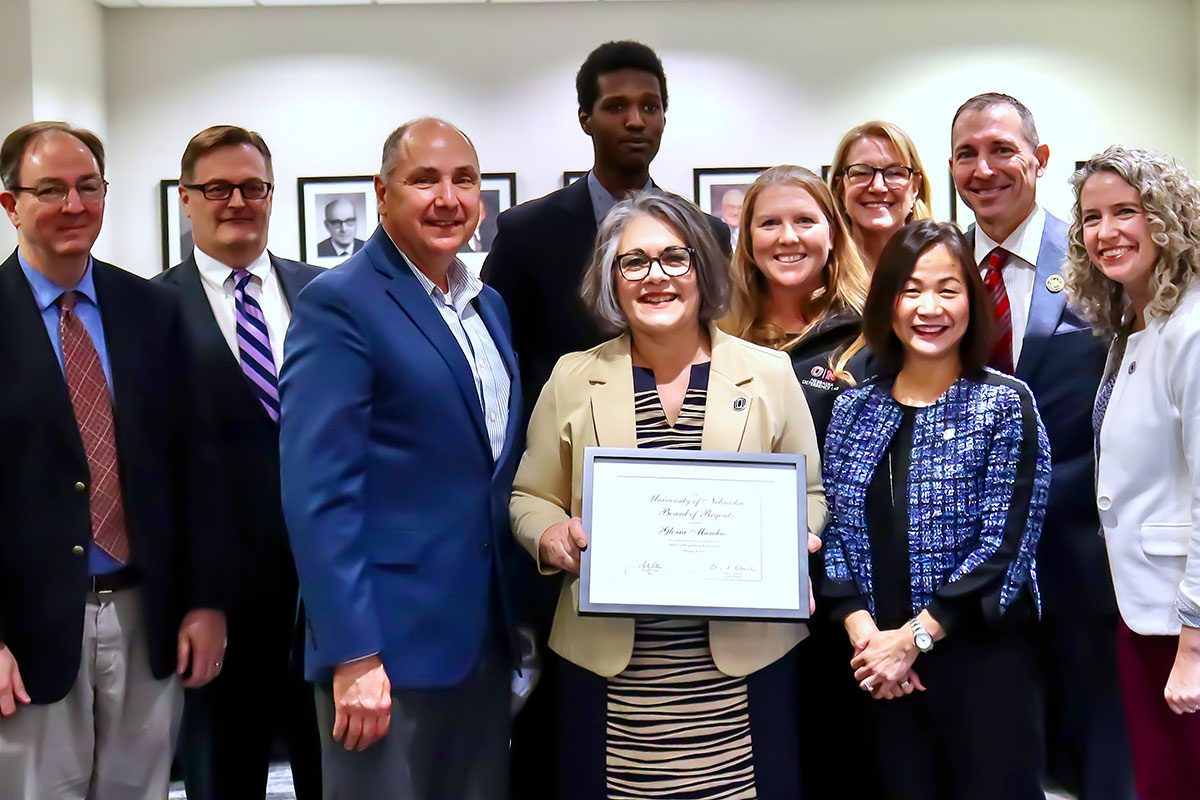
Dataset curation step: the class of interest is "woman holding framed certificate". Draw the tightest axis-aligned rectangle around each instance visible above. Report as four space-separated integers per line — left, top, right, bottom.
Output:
510 190 826 799
821 220 1051 800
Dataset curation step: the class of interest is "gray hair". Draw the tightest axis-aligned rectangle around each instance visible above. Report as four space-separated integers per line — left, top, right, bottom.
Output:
379 116 477 179
1064 144 1200 339
580 190 731 334
951 92 1040 151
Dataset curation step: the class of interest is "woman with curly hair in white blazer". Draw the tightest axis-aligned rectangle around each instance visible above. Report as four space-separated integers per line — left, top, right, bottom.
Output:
1065 145 1200 797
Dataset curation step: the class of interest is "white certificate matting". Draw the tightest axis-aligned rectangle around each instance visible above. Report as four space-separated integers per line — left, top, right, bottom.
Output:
580 448 808 620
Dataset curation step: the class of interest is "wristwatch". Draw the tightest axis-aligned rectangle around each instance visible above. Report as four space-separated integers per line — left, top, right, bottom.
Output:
908 617 933 653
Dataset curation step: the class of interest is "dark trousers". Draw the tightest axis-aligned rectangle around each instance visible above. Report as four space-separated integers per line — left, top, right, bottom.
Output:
869 624 1044 800
1041 615 1134 800
314 643 510 800
1116 622 1200 800
180 599 321 800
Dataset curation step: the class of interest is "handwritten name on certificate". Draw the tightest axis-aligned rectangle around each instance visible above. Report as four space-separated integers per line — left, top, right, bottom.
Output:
582 449 807 619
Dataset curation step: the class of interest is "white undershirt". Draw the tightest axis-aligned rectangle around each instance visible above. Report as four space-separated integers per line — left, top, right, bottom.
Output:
193 247 290 371
973 205 1045 366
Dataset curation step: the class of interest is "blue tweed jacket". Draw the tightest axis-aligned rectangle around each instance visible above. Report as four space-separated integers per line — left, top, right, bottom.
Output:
822 371 1051 624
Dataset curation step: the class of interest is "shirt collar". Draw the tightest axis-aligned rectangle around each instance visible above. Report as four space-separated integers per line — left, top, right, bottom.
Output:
974 205 1046 269
193 246 272 292
381 228 482 311
586 170 654 227
17 250 98 312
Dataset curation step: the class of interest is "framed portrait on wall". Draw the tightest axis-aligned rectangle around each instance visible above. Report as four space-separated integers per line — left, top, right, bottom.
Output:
159 179 193 272
694 166 767 226
563 170 588 187
948 166 976 229
297 175 378 267
458 172 518 275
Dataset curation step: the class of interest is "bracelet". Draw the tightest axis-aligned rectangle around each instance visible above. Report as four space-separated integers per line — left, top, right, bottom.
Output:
1177 596 1200 629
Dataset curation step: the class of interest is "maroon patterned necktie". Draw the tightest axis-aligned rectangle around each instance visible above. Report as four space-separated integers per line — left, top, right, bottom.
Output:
983 248 1015 374
59 291 130 563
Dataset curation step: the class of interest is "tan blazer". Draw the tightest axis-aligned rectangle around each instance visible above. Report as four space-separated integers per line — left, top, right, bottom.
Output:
510 325 827 677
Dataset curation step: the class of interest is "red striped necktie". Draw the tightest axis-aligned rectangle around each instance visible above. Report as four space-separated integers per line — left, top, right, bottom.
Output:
59 291 131 563
983 248 1014 374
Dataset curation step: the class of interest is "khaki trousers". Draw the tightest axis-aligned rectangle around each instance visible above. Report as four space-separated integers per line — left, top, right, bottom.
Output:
0 588 183 800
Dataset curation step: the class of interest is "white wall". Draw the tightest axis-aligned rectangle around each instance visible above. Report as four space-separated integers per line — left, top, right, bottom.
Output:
0 0 34 257
101 0 1197 276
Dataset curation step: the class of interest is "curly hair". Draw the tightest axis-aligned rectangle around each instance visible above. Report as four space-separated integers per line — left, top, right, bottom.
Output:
1064 145 1200 339
718 165 868 351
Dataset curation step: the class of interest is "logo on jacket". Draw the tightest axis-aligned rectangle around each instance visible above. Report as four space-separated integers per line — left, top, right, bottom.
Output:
1046 274 1065 293
733 397 748 411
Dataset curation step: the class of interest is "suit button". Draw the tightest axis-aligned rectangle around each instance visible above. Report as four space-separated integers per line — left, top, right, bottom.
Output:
483 541 492 553
1097 496 1112 511
72 545 85 556
74 481 86 493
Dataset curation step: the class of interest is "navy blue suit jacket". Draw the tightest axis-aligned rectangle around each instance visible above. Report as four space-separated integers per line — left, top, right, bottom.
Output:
280 227 522 687
971 212 1113 617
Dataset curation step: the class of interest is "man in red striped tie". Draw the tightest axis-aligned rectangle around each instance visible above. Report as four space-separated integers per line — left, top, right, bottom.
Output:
950 93 1132 800
0 122 229 800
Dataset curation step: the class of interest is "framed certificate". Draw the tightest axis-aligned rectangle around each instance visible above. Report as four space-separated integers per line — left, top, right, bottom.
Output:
579 447 808 621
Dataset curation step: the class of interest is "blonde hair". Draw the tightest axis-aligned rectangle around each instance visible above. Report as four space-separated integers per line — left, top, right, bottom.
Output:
719 165 869 356
828 120 932 232
1064 145 1200 340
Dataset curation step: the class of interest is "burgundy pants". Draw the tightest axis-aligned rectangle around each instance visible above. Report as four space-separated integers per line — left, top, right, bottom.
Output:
1116 621 1200 799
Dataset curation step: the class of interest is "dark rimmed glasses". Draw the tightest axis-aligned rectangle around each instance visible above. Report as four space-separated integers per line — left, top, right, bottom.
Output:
615 246 695 280
183 179 273 201
842 164 916 188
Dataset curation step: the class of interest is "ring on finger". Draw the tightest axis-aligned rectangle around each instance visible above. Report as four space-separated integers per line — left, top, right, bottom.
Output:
861 680 873 692
900 679 911 690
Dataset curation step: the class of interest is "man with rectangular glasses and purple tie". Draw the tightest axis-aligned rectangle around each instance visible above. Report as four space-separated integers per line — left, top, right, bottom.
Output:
157 125 323 800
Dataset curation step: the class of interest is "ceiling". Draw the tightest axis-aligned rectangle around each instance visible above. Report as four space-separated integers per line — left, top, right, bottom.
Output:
95 0 657 6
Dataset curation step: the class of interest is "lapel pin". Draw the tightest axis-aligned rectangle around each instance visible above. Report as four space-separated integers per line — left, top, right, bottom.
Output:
942 428 955 441
1128 361 1137 374
733 397 748 411
1046 274 1065 293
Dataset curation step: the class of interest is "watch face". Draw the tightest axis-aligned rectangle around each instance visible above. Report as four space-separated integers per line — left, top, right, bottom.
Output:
915 632 932 650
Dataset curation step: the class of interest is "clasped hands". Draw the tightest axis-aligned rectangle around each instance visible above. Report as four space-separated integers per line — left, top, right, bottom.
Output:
539 518 822 614
845 611 925 701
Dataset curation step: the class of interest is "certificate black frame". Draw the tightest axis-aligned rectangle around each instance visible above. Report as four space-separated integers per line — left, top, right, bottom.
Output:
579 447 809 621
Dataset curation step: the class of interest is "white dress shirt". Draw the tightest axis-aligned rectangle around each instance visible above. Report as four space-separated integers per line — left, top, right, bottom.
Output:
194 247 290 372
973 205 1046 366
385 234 511 460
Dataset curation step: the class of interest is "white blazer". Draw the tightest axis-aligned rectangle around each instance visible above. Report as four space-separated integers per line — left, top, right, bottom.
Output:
1096 279 1200 635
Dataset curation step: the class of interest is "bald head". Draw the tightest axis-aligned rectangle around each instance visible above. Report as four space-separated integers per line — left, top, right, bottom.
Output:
380 117 478 180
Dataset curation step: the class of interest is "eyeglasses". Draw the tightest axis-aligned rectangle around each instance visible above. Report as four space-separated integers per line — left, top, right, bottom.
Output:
615 246 694 280
842 164 916 188
183 180 272 201
325 217 357 229
13 178 108 205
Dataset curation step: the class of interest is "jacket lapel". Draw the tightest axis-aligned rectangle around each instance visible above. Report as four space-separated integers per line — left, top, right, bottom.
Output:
0 252 87 469
1017 212 1070 380
701 327 752 452
475 290 522 470
587 335 637 448
370 231 491 456
272 254 307 310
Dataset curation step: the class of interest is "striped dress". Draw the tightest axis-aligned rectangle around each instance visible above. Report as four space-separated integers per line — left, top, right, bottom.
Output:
606 362 757 800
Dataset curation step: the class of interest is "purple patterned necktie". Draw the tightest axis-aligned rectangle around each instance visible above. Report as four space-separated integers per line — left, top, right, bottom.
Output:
232 270 280 422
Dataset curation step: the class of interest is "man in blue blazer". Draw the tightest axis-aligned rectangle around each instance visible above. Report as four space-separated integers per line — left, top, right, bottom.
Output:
951 93 1133 800
280 117 521 800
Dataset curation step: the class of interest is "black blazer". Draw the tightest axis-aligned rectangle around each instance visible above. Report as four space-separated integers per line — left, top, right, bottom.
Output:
482 177 731 424
156 254 321 614
0 251 229 703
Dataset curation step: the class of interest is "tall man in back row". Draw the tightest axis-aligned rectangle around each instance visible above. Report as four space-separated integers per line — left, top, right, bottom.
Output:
949 92 1134 800
483 44 730 796
158 124 323 800
0 121 228 799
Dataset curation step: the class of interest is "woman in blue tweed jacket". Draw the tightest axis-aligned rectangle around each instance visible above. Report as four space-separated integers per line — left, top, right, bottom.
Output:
822 220 1051 800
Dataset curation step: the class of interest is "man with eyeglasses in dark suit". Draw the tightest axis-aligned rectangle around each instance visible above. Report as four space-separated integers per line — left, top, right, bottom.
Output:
158 125 323 800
